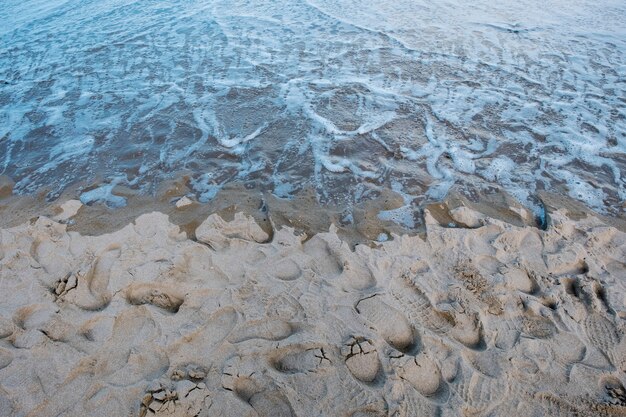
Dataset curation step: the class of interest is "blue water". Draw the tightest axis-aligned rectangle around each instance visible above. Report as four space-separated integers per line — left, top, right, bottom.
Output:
1 0 625 221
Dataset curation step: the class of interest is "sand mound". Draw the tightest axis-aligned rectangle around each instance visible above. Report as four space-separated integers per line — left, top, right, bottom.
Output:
0 203 625 416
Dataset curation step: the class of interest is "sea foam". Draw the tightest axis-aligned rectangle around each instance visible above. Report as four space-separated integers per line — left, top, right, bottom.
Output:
1 0 624 223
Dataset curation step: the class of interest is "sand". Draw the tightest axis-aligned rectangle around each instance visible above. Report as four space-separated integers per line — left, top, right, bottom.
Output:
0 200 625 416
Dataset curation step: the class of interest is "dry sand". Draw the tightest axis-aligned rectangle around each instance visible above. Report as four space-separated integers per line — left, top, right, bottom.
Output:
0 199 625 416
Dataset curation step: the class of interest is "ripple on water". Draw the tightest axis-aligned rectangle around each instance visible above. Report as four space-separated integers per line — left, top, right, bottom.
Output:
0 0 624 223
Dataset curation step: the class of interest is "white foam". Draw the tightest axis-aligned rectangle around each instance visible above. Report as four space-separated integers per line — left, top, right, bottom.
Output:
378 205 416 229
0 0 624 221
190 174 222 203
80 182 126 208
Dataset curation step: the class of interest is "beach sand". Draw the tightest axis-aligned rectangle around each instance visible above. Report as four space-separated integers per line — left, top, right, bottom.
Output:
0 198 625 416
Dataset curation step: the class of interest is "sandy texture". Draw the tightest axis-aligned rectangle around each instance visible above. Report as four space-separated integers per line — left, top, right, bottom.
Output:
0 203 625 416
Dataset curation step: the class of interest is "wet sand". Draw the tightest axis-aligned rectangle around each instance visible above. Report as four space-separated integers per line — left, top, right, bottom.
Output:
3 174 624 248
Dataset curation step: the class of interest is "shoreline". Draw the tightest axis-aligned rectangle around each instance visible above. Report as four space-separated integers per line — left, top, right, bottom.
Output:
0 196 625 415
2 175 624 248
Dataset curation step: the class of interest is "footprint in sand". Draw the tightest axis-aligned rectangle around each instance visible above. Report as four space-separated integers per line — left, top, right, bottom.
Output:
562 277 624 366
502 267 538 294
139 378 213 417
270 344 332 374
342 337 381 383
398 353 445 399
266 293 305 321
274 258 303 281
390 273 484 349
303 236 344 278
338 256 377 290
195 212 270 250
356 295 417 353
222 358 296 417
126 283 185 312
452 362 506 413
391 380 442 417
264 257 303 281
168 307 238 370
227 318 294 343
67 245 121 311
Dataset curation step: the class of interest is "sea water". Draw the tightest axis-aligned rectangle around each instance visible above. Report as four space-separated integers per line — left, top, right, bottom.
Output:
1 0 625 222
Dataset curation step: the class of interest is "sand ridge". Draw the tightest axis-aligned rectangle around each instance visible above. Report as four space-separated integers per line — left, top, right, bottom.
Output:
0 202 625 416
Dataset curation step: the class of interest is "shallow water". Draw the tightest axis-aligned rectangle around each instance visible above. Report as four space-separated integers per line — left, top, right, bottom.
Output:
1 0 625 224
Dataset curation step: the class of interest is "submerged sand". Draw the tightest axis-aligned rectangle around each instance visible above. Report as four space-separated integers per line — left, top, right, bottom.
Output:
0 201 625 416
